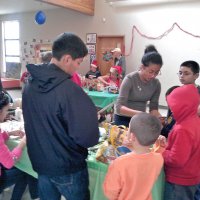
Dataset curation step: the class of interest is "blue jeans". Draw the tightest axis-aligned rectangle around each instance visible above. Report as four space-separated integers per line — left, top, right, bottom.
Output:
164 182 198 200
38 167 90 200
194 184 200 200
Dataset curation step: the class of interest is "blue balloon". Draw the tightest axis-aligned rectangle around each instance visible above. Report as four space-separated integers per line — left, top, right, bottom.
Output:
35 11 46 25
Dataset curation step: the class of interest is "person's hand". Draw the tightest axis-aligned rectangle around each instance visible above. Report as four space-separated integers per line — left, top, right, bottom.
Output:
156 135 167 148
9 130 25 138
18 135 26 149
89 75 96 79
152 135 167 153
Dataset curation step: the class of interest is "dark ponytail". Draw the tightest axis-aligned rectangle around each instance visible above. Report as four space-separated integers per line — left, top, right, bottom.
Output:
0 91 9 110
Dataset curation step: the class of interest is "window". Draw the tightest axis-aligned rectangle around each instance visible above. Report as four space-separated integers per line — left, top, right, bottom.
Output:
2 20 20 73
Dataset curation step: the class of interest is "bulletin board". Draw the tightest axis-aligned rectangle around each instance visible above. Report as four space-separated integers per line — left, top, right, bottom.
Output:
21 38 52 66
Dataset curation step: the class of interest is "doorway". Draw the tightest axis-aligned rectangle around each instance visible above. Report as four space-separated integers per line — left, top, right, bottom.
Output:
96 36 125 75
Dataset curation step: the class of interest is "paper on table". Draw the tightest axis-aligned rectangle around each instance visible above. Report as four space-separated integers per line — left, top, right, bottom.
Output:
9 135 21 140
0 121 24 132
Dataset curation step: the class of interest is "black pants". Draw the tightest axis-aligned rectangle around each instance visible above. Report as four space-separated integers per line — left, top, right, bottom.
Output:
0 166 38 199
113 114 131 127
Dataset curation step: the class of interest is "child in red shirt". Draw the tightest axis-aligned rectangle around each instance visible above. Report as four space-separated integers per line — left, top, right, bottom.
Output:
98 66 122 88
158 84 200 200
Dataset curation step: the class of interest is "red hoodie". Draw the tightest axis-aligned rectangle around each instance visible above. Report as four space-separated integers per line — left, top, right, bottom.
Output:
163 84 200 185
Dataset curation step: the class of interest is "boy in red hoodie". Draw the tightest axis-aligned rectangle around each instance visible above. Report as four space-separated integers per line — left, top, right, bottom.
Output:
159 84 200 200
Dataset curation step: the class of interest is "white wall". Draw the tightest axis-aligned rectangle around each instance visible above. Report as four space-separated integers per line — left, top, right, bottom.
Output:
0 1 200 106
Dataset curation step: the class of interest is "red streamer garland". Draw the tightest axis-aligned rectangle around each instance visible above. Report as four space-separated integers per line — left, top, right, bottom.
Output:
126 22 200 56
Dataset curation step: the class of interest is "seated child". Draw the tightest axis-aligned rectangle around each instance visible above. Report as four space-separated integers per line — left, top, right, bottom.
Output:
85 60 101 79
103 113 163 200
0 91 38 200
98 66 122 88
158 84 200 200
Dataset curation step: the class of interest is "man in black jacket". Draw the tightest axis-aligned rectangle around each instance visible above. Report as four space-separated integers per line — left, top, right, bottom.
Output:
22 33 99 200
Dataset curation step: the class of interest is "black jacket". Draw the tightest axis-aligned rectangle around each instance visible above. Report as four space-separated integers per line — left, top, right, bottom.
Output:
22 63 99 176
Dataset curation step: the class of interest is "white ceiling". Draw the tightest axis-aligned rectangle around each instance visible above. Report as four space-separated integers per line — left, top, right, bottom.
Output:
105 0 200 6
0 0 59 15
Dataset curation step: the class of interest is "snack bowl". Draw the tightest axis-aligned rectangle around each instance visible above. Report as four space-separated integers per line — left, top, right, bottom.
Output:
116 146 131 157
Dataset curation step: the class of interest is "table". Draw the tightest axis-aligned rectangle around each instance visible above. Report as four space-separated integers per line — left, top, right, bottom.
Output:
84 88 118 110
7 138 165 200
7 139 37 178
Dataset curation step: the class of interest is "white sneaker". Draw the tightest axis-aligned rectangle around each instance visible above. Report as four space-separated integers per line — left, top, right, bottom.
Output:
3 188 10 192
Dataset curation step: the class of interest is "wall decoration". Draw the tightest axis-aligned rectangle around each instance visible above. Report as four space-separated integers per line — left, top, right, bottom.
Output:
86 44 96 54
86 33 97 44
102 51 113 62
21 39 52 68
34 43 52 63
126 22 200 56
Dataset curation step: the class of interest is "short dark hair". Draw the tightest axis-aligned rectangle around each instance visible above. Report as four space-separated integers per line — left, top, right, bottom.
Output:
52 32 88 60
180 60 199 74
129 113 162 146
0 91 9 110
142 45 163 67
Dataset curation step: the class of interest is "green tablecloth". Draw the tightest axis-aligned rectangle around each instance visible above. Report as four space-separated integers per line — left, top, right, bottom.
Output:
7 139 165 200
84 88 118 109
7 139 38 178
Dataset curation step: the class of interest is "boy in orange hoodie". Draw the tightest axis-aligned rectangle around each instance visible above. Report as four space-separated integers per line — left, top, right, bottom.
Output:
103 113 163 200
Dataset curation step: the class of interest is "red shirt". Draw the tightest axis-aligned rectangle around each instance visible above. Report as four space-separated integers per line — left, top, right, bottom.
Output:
163 84 200 185
71 73 81 87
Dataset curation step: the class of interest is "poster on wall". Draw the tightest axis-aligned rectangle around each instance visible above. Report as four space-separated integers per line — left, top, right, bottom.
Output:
86 44 96 55
86 33 97 44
